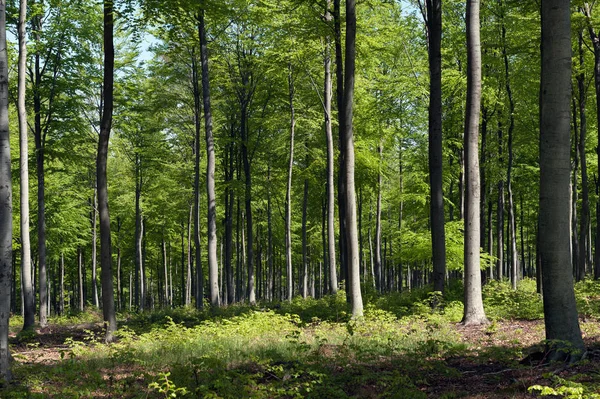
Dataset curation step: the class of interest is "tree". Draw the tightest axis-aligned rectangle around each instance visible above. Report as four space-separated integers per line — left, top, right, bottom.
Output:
0 0 12 382
97 0 117 342
462 0 487 326
539 0 585 360
342 0 363 318
199 7 220 308
323 0 337 295
423 0 446 295
18 0 35 331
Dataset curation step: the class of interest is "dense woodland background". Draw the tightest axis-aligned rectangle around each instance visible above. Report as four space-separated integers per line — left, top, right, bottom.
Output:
5 0 548 314
1 0 600 396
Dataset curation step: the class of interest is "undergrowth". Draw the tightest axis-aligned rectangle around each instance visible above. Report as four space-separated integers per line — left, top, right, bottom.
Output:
4 277 600 398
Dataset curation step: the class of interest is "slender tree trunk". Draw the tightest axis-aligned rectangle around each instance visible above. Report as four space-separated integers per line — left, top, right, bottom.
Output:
583 3 600 280
462 0 487 325
199 9 219 307
497 122 504 280
343 0 363 318
91 189 99 307
162 235 168 308
78 248 84 311
500 3 519 289
59 252 64 315
285 65 295 302
135 159 145 310
333 0 348 297
323 21 338 294
32 1 48 329
425 0 446 294
540 0 585 359
18 0 34 331
375 142 383 293
225 126 235 304
0 0 13 377
186 205 192 305
267 164 274 302
302 179 309 299
577 29 590 281
191 46 204 310
97 0 117 342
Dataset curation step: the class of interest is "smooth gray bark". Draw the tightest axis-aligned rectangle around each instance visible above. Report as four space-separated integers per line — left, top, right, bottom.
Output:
462 0 488 325
375 142 382 292
199 9 219 307
323 7 338 294
343 0 363 318
540 0 585 359
0 0 13 380
18 0 34 331
285 65 295 302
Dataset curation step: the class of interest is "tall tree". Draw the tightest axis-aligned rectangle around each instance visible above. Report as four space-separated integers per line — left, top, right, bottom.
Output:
18 0 34 331
539 0 585 360
424 0 446 294
323 0 337 295
0 0 12 381
199 7 220 308
285 64 295 303
462 0 487 325
582 3 600 280
97 0 117 342
343 0 363 318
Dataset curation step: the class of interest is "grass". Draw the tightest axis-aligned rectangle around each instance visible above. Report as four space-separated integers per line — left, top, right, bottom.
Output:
3 278 600 398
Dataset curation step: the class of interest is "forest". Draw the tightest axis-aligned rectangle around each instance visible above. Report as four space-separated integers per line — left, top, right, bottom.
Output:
0 0 599 397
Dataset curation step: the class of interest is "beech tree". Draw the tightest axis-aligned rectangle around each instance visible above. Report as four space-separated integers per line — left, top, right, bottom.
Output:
462 0 487 325
0 0 11 382
97 0 117 341
539 0 585 360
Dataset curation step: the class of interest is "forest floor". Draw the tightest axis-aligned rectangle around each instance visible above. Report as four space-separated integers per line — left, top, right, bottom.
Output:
4 280 600 398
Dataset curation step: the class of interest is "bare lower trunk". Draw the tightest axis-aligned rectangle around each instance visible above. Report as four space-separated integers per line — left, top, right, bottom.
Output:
540 0 585 359
462 0 487 326
343 0 363 318
323 19 338 294
0 0 13 378
426 0 446 294
18 0 34 331
199 10 219 307
285 66 295 302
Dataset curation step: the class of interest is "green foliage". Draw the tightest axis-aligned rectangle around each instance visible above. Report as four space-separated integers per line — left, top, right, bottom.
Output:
483 279 544 320
529 375 600 399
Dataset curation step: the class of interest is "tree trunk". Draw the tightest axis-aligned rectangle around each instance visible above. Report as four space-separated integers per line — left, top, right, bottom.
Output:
98 0 117 342
18 0 34 331
462 0 487 325
497 122 504 280
285 65 295 302
302 179 309 299
199 9 219 307
577 29 590 281
78 248 84 311
0 0 13 378
583 3 600 280
500 2 519 289
91 189 99 307
333 0 348 298
32 0 48 329
540 0 585 359
267 164 274 302
375 141 383 292
343 0 363 318
323 16 338 294
192 48 204 310
426 0 446 294
135 157 145 310
59 252 64 315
